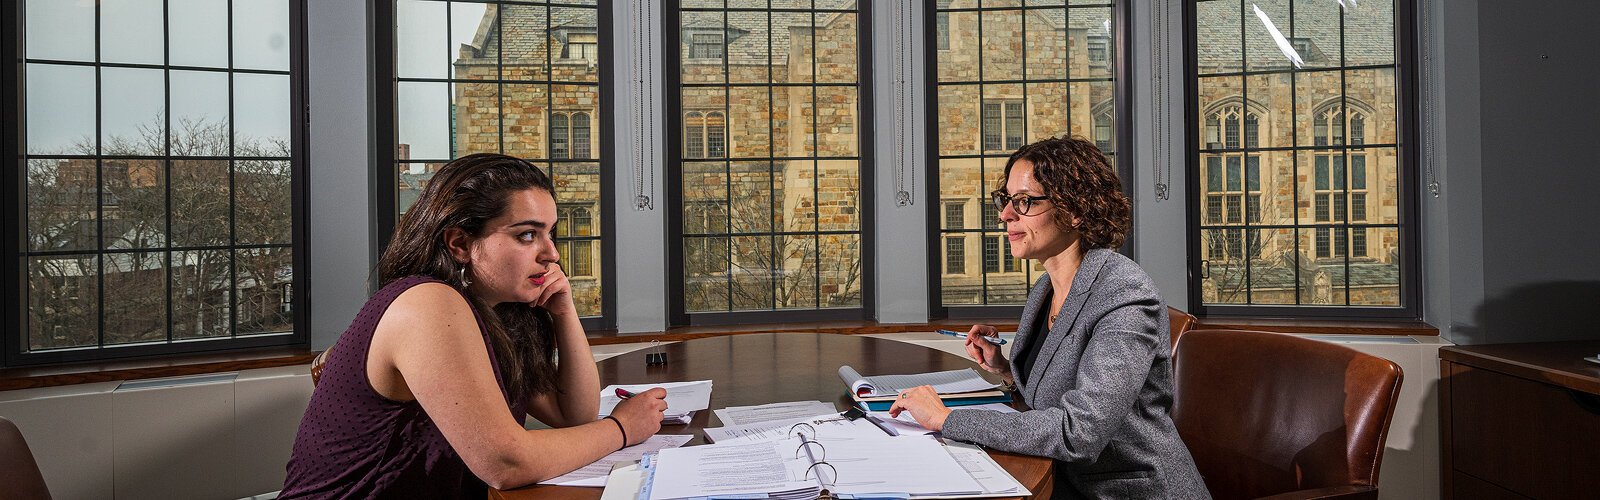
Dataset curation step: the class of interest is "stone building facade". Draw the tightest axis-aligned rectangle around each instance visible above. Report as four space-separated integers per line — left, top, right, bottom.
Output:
1194 0 1401 306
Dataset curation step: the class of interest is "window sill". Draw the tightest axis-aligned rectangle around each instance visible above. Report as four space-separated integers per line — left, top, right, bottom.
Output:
1193 316 1438 336
0 346 316 392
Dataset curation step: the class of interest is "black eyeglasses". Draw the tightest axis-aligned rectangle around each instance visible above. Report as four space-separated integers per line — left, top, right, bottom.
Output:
991 190 1051 216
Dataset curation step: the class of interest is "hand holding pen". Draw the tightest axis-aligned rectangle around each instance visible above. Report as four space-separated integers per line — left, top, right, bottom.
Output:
958 325 1013 380
608 387 668 446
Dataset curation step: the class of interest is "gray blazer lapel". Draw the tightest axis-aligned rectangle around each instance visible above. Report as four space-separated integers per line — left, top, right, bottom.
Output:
1021 249 1111 404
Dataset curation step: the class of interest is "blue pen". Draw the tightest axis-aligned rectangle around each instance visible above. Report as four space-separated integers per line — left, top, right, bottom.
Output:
936 329 1007 345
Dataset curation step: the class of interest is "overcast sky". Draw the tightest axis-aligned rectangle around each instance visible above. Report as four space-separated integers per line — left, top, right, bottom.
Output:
25 0 292 155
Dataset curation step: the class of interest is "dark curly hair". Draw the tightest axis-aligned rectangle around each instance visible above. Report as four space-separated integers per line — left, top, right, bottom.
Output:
999 136 1132 249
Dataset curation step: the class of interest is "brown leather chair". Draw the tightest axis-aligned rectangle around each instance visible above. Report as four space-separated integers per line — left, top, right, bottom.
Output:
1168 306 1199 354
1171 330 1403 500
310 347 332 386
0 416 52 500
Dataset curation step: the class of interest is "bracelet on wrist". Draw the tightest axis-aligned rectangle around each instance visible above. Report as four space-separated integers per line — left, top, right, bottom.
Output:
602 415 627 451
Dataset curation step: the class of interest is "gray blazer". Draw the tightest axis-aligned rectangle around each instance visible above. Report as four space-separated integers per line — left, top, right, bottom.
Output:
942 249 1209 499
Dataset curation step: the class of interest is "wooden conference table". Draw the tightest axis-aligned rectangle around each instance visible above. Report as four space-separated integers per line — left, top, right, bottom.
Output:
493 332 1054 499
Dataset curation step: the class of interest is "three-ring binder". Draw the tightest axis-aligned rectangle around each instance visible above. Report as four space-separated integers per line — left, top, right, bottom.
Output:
789 423 839 499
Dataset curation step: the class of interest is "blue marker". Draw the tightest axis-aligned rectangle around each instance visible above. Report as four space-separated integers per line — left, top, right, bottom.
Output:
936 329 1008 345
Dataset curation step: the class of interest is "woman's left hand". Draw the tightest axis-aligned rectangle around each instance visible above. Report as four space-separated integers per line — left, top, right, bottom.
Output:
532 263 578 318
888 385 953 432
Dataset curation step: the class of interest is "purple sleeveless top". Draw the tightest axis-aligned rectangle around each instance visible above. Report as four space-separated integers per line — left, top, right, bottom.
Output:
281 276 528 499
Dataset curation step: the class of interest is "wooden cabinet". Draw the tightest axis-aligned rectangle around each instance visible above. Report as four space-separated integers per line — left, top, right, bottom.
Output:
1439 341 1600 499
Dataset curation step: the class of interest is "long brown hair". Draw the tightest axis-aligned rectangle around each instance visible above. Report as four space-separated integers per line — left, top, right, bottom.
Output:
378 153 558 399
1001 136 1132 249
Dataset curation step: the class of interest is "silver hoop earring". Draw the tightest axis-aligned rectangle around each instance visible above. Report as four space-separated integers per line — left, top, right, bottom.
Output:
457 264 473 288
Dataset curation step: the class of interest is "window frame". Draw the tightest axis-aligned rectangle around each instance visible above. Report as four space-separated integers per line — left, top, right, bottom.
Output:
925 0 1136 320
1183 0 1421 318
371 0 617 330
663 0 876 326
2 0 310 367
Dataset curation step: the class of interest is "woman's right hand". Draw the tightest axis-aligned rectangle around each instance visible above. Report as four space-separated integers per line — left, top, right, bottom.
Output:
608 387 667 446
963 325 1011 379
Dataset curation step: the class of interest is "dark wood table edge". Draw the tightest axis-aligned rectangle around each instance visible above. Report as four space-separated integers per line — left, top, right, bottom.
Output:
1439 341 1600 395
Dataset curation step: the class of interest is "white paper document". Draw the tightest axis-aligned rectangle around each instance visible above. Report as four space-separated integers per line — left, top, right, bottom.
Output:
597 380 713 424
712 400 838 426
596 461 646 500
649 436 985 500
942 440 1031 498
838 366 1000 398
705 412 895 444
538 434 694 487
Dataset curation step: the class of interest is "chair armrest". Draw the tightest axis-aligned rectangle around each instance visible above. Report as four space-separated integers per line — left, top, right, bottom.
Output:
1256 485 1378 500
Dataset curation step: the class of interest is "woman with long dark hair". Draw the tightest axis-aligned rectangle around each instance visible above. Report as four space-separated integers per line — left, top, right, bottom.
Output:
282 153 667 498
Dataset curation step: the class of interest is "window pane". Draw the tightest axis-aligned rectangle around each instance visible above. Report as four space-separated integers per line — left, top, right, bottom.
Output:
684 237 731 311
727 87 772 158
939 85 982 156
171 160 232 247
729 162 774 234
396 0 449 79
454 81 502 156
233 0 291 71
104 159 168 249
236 247 293 334
102 67 166 156
1243 0 1293 72
166 2 230 67
28 255 100 350
819 234 862 308
817 13 858 84
946 236 965 275
397 81 451 160
25 64 96 156
551 7 599 83
171 71 232 156
101 0 166 65
979 9 1024 82
27 159 97 253
105 251 168 345
24 0 95 61
730 236 776 311
173 249 233 339
1194 0 1244 75
236 160 292 245
1075 10 1116 80
235 73 293 152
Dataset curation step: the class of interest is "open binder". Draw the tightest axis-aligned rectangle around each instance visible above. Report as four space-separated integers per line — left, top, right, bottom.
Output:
838 365 1012 411
637 422 1029 500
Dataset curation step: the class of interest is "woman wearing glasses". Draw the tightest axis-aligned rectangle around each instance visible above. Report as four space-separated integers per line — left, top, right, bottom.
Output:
890 137 1208 499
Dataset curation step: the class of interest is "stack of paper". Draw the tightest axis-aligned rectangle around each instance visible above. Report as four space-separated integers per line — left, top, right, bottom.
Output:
648 436 989 500
597 380 713 425
537 435 693 487
704 412 895 443
712 400 837 426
